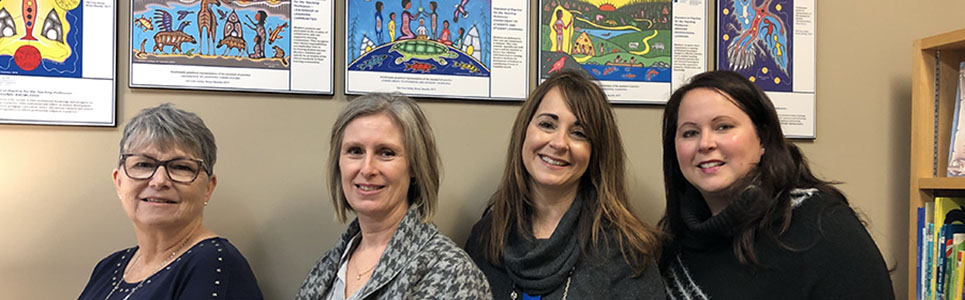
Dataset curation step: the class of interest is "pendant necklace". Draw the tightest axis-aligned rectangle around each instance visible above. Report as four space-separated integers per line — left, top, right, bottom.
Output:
103 235 193 300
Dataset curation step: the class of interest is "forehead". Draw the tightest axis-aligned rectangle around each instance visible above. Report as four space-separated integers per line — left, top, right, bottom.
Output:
342 113 404 145
125 141 198 159
533 87 577 120
677 88 748 123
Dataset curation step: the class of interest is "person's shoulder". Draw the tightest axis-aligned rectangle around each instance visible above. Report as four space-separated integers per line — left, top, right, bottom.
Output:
180 237 256 271
89 246 137 275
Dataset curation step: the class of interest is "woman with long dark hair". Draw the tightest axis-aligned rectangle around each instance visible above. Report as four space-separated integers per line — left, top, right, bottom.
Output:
660 70 893 299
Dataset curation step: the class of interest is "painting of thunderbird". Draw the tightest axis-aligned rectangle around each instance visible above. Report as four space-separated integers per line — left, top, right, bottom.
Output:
346 0 490 78
0 0 83 76
539 0 672 87
131 0 291 70
717 0 792 92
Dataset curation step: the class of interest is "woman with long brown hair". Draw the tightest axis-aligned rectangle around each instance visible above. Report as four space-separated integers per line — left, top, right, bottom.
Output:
465 70 665 299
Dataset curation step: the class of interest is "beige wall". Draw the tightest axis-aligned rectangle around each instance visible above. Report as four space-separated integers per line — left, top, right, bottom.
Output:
2 0 962 298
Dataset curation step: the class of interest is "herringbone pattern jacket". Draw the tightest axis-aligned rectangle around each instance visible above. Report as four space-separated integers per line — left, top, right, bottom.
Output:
294 207 492 300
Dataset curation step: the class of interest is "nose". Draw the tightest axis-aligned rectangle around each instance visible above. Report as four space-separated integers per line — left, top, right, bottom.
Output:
360 154 378 177
548 130 569 152
698 132 716 152
148 165 173 188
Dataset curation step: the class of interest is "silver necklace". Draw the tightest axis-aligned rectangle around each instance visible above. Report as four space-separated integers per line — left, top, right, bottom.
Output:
509 270 573 300
102 237 193 300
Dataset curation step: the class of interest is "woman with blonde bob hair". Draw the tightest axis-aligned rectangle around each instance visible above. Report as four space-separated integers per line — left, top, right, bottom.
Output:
465 70 665 299
295 93 489 299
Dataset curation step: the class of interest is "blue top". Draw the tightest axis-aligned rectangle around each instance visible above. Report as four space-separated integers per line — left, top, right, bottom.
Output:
78 237 264 300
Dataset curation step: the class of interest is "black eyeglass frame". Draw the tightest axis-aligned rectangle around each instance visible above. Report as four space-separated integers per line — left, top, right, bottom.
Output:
119 154 210 184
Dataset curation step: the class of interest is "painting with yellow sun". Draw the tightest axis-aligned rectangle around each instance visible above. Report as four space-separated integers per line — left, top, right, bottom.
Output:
0 0 82 76
538 0 673 84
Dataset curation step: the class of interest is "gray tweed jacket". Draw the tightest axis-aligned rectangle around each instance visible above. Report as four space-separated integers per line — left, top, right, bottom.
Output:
294 207 492 300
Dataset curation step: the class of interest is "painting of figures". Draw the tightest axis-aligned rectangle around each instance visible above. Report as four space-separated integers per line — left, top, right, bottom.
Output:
346 0 491 77
539 0 672 83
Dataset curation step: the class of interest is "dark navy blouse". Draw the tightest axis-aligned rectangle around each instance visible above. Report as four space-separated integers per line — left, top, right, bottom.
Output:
78 237 264 300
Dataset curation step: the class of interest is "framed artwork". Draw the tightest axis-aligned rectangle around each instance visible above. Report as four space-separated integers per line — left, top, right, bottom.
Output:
537 0 707 104
344 0 529 100
129 0 334 94
0 0 116 126
717 0 815 138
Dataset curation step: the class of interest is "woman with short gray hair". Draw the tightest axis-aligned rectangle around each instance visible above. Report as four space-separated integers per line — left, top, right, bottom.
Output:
79 103 264 300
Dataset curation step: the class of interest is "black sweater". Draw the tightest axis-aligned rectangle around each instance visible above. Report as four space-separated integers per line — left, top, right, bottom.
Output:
663 189 895 299
464 213 665 300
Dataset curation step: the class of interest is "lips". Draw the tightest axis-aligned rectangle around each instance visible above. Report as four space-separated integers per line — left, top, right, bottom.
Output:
539 154 570 166
141 197 176 204
698 161 724 169
355 184 385 192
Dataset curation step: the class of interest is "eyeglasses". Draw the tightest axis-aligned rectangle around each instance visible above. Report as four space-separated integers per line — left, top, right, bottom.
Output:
120 154 209 184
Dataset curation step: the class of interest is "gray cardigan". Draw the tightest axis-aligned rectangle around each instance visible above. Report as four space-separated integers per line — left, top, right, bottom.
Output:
294 207 492 300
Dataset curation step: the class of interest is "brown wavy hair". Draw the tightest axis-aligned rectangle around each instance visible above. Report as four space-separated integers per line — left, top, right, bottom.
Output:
479 70 662 273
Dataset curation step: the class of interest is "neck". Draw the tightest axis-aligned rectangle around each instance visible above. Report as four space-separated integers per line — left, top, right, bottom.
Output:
701 191 732 216
133 220 210 263
356 204 408 250
529 183 578 239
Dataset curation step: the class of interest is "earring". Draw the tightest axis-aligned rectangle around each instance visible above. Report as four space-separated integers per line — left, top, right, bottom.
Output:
203 201 208 206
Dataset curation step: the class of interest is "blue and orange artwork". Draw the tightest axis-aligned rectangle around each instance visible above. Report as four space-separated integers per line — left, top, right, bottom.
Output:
718 0 792 92
131 0 291 69
0 0 83 77
539 0 672 83
346 0 491 77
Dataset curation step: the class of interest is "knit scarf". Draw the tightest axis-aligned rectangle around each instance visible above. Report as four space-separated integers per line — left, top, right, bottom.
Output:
502 195 582 295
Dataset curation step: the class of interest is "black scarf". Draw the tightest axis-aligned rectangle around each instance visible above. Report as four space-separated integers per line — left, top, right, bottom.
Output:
502 196 582 295
679 187 756 249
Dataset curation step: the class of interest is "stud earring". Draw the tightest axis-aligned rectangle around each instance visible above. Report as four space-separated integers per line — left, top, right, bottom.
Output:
204 201 208 206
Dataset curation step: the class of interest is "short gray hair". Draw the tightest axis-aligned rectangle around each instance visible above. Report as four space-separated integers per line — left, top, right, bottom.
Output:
328 93 440 223
119 103 217 174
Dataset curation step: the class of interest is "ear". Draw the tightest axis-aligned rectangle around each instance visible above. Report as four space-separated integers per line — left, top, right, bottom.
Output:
112 168 123 199
202 174 218 204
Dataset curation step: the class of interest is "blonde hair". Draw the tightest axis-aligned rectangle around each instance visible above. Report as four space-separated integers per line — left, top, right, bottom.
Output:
328 93 440 223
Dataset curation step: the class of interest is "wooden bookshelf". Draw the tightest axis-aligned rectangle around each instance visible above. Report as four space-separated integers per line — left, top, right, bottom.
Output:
910 29 965 299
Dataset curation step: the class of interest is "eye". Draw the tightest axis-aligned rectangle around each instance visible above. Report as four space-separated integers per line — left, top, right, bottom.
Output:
714 123 735 131
570 128 587 140
131 160 157 169
537 120 555 130
41 9 63 43
0 8 17 38
680 129 698 138
169 160 199 173
378 148 397 158
344 146 363 156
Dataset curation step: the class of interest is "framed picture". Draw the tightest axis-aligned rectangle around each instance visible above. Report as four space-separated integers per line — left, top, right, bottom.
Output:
0 0 116 126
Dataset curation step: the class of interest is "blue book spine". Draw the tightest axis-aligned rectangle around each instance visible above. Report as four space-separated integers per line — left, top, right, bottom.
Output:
928 223 935 300
915 207 925 300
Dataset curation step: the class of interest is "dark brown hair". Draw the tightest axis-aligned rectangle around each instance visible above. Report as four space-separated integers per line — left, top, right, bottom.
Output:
659 70 845 268
480 70 662 273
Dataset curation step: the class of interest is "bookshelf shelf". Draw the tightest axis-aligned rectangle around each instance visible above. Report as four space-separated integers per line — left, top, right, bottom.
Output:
910 29 965 299
919 178 965 190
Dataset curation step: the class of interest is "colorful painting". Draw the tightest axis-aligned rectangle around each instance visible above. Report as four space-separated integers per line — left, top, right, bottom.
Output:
538 0 672 83
346 0 491 77
717 0 792 92
0 0 84 77
131 0 291 69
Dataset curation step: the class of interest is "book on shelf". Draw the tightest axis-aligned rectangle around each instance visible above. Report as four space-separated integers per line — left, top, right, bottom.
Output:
939 226 965 298
948 62 965 176
931 198 965 299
